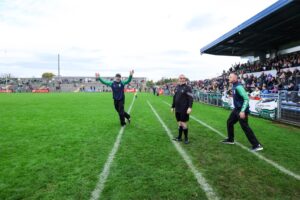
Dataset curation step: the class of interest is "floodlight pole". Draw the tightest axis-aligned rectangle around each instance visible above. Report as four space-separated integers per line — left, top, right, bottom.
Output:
5 74 7 92
58 54 60 80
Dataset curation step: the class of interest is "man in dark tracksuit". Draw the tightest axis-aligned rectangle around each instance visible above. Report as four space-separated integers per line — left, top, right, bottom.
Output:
171 74 193 144
222 73 263 152
96 70 134 126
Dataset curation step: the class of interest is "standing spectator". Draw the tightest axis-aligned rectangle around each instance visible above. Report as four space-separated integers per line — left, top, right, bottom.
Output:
222 73 263 152
152 87 156 95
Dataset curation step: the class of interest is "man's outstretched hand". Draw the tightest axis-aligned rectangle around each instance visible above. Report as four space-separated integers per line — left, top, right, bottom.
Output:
95 73 100 78
130 70 134 76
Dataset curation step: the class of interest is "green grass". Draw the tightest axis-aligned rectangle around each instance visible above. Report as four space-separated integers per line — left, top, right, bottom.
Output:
0 93 299 199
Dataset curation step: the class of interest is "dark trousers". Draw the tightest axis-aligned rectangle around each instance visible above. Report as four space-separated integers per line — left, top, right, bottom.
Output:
114 99 130 125
227 109 260 147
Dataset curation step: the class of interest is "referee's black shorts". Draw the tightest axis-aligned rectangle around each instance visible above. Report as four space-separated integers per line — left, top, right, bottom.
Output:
175 112 189 122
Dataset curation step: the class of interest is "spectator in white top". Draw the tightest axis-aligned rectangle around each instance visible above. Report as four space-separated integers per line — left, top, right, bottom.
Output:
250 87 261 97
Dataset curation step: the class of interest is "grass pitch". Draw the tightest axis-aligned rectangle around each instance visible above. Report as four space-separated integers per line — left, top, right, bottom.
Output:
0 93 299 199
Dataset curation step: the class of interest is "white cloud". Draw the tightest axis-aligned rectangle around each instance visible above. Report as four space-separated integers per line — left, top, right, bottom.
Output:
0 0 277 80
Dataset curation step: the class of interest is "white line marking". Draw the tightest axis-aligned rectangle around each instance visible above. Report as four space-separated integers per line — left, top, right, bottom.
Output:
163 100 300 181
90 97 136 200
148 101 219 200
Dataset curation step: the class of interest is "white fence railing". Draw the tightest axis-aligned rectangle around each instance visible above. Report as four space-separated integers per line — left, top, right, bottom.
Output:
192 90 299 126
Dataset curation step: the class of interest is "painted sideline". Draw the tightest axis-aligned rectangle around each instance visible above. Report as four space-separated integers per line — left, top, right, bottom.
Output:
163 100 300 181
148 101 219 200
90 96 136 200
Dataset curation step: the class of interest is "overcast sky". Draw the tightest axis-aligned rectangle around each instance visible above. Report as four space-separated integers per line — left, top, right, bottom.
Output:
0 0 277 80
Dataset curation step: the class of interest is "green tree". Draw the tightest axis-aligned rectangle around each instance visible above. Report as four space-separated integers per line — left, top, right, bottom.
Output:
42 72 55 85
146 80 154 87
155 77 179 85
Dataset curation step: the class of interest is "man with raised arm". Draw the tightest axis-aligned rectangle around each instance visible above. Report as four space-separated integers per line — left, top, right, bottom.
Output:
95 70 134 126
222 72 263 151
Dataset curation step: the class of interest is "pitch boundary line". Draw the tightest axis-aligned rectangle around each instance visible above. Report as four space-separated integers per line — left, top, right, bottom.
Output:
90 96 136 200
148 101 219 200
162 100 300 181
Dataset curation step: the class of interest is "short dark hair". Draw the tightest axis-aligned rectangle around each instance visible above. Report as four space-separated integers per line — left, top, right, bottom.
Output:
115 73 121 78
230 72 238 76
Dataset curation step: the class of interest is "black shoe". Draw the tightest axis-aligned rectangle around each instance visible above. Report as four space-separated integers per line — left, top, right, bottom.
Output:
121 122 126 127
221 138 235 144
251 144 263 152
173 137 182 142
184 139 189 144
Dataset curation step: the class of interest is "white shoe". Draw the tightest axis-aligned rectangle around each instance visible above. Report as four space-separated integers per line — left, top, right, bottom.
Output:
251 144 263 152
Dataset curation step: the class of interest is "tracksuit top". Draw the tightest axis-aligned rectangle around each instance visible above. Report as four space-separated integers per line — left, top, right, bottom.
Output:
172 84 193 113
98 75 132 101
232 82 250 113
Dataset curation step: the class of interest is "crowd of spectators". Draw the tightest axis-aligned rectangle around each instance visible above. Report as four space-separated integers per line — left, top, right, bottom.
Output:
190 51 300 96
227 51 300 74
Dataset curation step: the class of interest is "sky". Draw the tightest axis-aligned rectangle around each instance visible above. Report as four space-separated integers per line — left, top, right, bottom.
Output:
0 0 277 81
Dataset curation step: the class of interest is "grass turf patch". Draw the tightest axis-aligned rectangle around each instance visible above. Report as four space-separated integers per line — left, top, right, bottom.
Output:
0 93 299 199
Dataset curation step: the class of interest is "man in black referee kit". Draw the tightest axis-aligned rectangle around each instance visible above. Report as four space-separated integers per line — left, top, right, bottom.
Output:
95 70 134 126
222 73 263 152
171 74 193 144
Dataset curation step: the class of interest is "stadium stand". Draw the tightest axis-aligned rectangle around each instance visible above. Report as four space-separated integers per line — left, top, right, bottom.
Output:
0 76 146 93
197 0 300 125
191 51 300 94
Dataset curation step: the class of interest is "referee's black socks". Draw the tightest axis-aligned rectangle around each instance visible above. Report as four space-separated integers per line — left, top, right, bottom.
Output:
183 128 188 140
178 126 183 139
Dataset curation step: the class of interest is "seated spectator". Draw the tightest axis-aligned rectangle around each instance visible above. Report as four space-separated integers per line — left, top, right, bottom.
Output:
261 85 269 94
287 82 299 103
279 72 287 85
266 76 274 90
250 87 261 97
270 85 278 93
287 82 299 92
250 80 256 91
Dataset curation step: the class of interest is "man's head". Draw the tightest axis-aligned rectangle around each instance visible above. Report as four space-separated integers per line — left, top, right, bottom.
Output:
228 73 238 84
115 73 121 82
178 74 187 85
289 82 294 87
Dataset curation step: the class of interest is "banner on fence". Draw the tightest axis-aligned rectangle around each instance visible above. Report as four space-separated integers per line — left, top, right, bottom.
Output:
0 90 12 93
32 89 49 93
124 88 136 93
222 95 277 120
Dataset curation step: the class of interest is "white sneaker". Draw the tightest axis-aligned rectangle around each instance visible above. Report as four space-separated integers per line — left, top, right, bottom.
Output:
251 144 263 152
